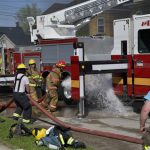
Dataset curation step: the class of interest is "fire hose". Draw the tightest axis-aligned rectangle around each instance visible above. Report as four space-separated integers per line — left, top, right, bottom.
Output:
28 96 143 145
0 94 46 113
0 94 143 144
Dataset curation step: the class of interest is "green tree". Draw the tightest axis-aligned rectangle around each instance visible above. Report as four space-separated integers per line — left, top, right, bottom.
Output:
16 3 41 34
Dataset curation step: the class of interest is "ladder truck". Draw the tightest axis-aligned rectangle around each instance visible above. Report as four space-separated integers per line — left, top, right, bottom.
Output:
27 0 132 116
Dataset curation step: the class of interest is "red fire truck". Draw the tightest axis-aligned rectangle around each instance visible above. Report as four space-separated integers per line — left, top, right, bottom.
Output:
111 14 150 98
1 0 137 114
71 14 150 114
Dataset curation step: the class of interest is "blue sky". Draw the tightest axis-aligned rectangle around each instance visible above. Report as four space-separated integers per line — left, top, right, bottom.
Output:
0 0 72 27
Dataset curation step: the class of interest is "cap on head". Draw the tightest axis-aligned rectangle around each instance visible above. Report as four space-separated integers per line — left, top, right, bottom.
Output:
17 63 27 69
56 60 66 68
29 59 36 65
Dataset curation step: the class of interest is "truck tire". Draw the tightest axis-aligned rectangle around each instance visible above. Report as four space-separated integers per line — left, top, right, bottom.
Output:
58 85 76 105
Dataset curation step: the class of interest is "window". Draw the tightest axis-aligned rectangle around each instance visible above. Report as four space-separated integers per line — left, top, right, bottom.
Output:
41 44 74 64
97 17 104 34
138 29 150 53
121 41 127 56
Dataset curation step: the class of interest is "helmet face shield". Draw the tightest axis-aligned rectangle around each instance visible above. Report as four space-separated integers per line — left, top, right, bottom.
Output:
56 60 66 68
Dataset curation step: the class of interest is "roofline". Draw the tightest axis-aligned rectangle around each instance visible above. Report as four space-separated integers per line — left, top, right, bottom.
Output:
0 34 15 47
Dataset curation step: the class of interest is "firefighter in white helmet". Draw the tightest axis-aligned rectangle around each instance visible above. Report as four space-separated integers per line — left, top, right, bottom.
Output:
12 63 35 124
27 59 43 101
41 60 66 112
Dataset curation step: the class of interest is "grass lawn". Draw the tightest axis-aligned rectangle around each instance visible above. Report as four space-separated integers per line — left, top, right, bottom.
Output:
0 116 92 150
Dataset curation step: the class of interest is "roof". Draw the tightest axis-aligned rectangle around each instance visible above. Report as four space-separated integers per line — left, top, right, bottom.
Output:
0 26 31 46
42 0 88 15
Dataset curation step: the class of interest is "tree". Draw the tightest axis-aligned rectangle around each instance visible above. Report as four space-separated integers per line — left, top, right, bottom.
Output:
16 3 41 34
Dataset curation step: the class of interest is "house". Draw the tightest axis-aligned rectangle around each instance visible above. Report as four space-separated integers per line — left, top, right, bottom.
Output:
0 23 33 51
91 0 150 36
42 0 150 37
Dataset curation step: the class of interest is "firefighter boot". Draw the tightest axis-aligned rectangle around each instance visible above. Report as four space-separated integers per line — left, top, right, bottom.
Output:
48 90 58 112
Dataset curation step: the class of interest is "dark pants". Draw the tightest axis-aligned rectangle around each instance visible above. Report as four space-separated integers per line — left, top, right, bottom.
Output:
13 92 32 120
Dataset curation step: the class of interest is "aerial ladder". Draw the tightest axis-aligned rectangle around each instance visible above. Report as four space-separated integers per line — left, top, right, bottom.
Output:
27 0 131 42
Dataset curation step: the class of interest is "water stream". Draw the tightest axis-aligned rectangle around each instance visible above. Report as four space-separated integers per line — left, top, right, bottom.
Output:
85 74 128 116
61 74 134 117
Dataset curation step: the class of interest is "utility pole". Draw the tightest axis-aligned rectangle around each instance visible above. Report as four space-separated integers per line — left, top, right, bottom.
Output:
0 39 6 75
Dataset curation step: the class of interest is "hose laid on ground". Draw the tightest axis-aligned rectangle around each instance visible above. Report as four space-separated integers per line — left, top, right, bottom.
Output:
0 94 46 113
29 96 143 145
0 99 14 113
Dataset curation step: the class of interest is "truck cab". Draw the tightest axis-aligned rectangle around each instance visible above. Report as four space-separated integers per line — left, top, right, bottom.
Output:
111 14 150 98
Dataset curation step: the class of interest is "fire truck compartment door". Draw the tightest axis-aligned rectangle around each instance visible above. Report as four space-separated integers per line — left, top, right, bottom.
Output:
133 15 150 96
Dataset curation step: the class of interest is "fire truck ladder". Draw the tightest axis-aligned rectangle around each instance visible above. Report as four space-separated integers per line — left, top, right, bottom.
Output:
27 0 131 41
64 0 131 25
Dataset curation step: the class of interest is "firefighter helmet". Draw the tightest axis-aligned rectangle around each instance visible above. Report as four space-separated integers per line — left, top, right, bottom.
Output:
144 91 150 101
29 59 36 65
32 128 46 141
17 63 27 69
56 60 66 68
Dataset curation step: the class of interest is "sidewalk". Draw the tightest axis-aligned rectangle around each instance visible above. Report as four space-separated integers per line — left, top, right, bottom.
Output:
0 142 11 150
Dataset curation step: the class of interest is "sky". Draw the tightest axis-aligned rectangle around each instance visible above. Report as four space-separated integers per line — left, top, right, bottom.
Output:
0 0 73 27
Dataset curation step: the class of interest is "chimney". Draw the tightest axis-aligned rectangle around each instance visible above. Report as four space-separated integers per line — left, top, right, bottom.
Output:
16 22 19 27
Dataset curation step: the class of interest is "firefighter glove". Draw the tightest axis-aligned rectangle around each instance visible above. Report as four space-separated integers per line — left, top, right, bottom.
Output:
72 140 86 149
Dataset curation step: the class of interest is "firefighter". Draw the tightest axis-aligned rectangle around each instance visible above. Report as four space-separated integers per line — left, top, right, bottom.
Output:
140 91 150 133
27 59 43 101
12 63 34 124
32 125 86 149
41 60 66 112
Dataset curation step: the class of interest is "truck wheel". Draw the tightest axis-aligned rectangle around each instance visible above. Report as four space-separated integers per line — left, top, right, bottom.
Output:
58 85 77 105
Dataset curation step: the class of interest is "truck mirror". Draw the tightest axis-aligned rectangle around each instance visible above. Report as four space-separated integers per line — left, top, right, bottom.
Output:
73 42 84 49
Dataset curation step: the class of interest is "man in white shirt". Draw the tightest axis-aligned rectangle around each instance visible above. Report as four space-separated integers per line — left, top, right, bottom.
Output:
13 63 35 124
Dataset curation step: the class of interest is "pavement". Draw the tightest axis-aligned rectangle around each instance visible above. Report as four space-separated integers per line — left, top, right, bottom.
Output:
0 102 146 150
0 143 11 150
37 106 144 140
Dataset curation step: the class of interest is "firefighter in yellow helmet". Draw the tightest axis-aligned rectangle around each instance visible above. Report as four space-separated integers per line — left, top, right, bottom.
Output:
27 59 43 101
32 128 46 141
12 63 35 124
41 60 66 112
32 125 86 149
